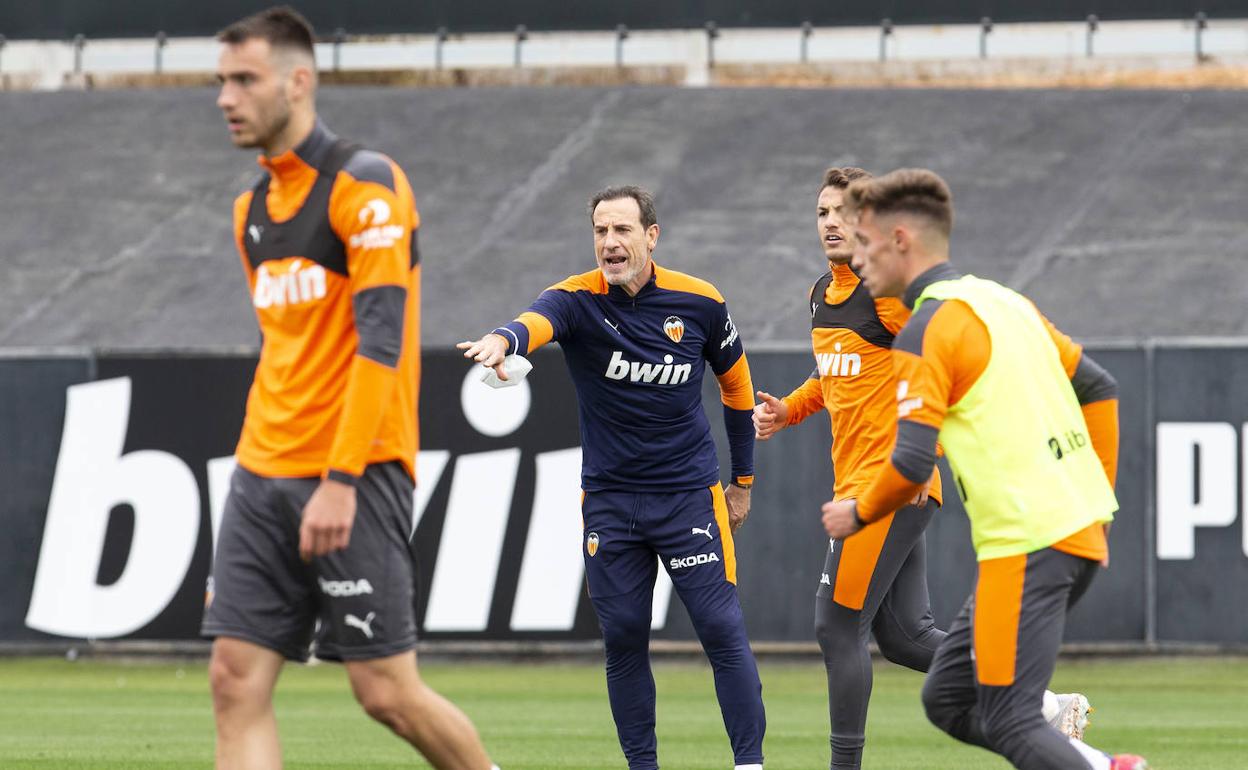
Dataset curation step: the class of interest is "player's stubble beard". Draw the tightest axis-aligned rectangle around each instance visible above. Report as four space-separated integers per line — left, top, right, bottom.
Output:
255 99 293 155
235 88 293 153
822 224 855 271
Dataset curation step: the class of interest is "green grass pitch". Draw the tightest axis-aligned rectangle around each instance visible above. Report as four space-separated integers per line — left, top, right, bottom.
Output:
0 655 1243 768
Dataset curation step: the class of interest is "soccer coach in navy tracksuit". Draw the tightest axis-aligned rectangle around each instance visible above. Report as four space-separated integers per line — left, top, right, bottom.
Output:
459 186 766 770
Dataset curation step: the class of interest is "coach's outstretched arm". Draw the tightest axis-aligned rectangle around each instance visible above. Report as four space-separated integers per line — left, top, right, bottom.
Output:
458 281 580 377
458 332 510 380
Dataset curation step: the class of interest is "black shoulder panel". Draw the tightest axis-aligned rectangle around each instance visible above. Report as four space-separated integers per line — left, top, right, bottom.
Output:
812 276 895 350
341 149 396 192
894 299 944 356
241 137 361 276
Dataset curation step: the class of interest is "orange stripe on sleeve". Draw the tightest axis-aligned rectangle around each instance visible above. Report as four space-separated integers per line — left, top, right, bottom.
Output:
1082 398 1119 487
890 301 990 428
1035 304 1084 377
326 355 399 478
890 347 950 433
782 377 824 426
935 302 991 408
517 311 554 352
856 460 925 524
973 554 1026 686
717 354 755 411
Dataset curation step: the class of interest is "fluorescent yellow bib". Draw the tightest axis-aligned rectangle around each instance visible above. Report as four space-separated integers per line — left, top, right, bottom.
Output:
914 276 1117 560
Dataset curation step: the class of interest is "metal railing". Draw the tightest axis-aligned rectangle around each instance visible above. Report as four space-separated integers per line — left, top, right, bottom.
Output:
0 13 1231 81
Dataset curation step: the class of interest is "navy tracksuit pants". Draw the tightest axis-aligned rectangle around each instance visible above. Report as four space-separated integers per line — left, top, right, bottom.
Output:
583 486 766 770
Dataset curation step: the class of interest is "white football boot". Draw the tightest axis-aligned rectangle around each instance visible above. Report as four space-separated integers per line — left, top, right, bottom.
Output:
1044 691 1093 740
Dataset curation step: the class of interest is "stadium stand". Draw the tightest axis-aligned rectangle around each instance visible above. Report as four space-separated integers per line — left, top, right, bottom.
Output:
0 86 1245 347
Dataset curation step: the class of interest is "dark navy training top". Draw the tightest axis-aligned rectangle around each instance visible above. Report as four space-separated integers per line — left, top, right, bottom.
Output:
493 263 755 492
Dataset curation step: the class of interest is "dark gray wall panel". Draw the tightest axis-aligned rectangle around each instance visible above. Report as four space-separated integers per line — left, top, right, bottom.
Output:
1152 347 1248 644
0 356 92 639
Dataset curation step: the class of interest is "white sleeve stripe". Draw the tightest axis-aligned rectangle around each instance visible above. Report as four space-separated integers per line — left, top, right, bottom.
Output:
493 326 521 353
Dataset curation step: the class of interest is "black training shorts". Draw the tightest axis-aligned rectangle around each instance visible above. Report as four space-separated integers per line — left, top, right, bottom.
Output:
202 461 417 662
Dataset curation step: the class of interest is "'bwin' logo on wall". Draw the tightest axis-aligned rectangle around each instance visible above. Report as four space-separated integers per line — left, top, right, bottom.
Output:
26 369 674 642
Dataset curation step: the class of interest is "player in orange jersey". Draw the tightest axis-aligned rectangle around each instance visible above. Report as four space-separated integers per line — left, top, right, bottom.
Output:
754 168 1090 769
753 167 945 770
202 8 498 770
822 168 1146 770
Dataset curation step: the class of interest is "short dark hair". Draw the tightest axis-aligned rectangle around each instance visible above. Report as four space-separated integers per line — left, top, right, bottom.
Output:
588 186 657 229
217 5 316 58
844 168 954 237
821 166 871 191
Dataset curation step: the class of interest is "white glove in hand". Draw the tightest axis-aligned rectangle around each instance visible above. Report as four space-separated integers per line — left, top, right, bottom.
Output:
481 354 533 389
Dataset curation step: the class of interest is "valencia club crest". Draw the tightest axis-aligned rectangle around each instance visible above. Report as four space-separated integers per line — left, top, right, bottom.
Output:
663 316 685 343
